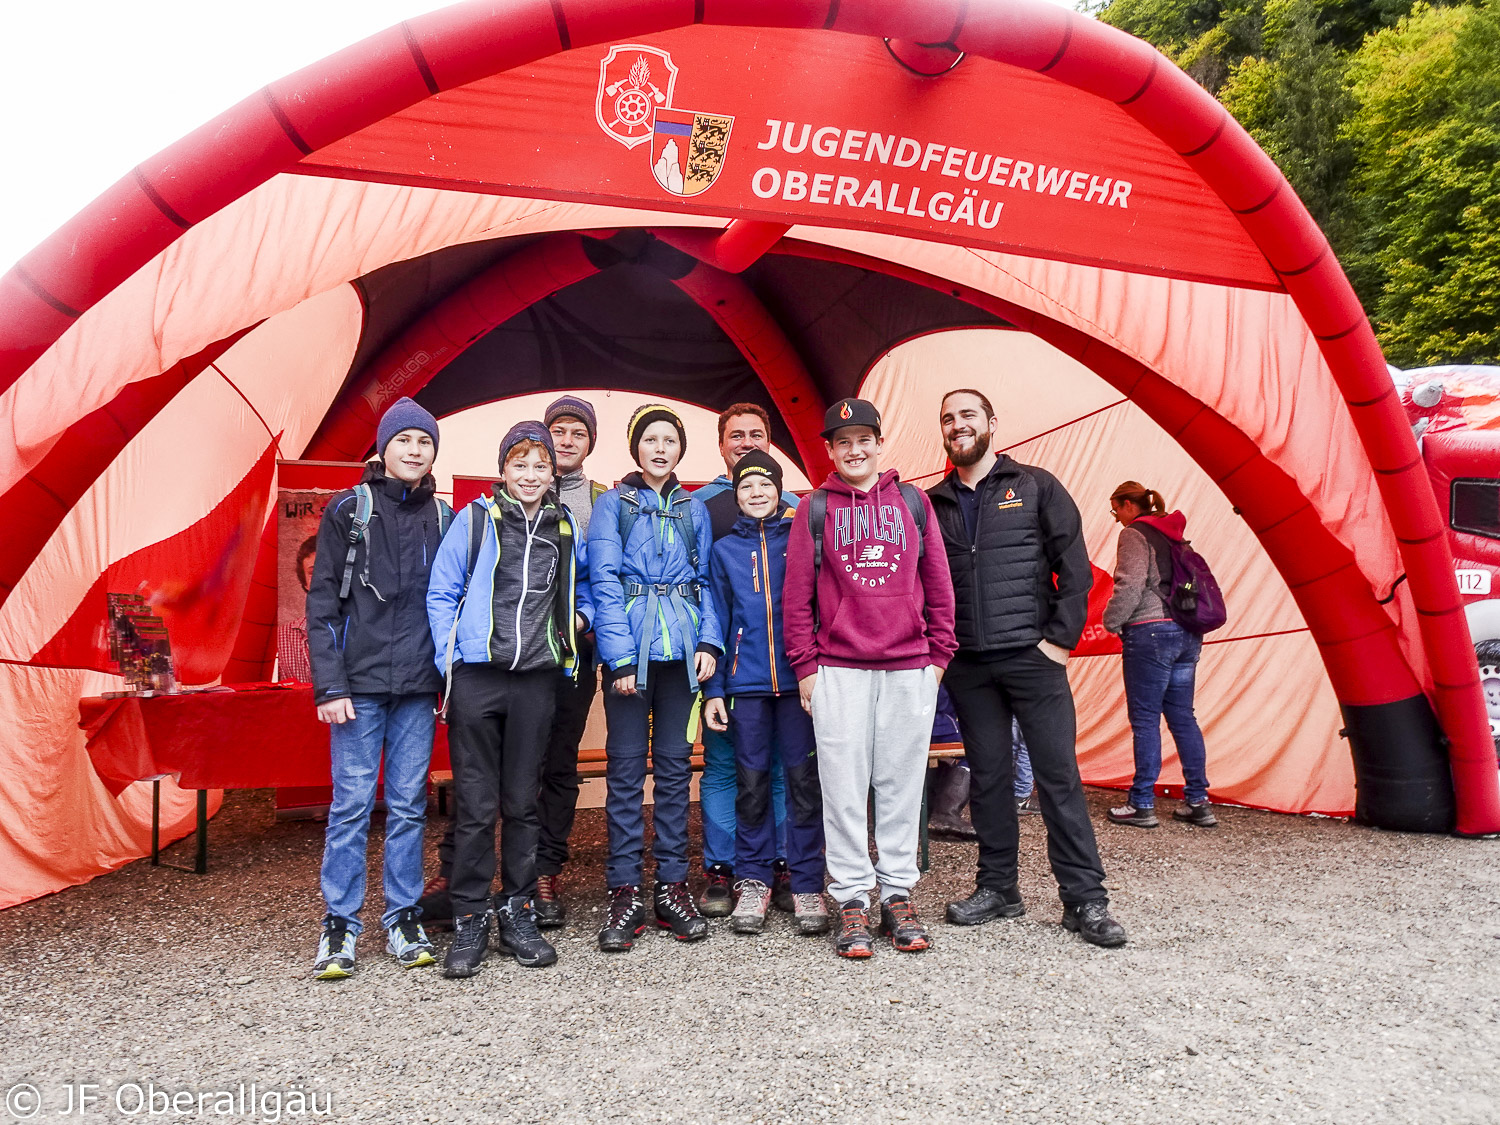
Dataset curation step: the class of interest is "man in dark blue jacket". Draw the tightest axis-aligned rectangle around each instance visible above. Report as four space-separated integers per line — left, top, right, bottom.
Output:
306 397 449 980
703 452 829 937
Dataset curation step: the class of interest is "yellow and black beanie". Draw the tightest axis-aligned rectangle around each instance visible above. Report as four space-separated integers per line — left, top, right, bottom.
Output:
626 403 688 465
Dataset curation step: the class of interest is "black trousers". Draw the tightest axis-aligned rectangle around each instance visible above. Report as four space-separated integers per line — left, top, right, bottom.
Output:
445 664 557 916
944 647 1108 905
438 640 596 880
536 638 598 876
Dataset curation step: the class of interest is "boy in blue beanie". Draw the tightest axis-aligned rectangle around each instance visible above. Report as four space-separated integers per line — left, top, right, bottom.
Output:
307 396 448 980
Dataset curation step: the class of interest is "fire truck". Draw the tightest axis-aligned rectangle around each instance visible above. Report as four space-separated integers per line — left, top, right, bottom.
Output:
1397 365 1500 741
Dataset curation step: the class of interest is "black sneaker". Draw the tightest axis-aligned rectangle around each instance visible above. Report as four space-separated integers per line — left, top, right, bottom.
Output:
495 897 558 967
417 875 453 931
1016 790 1042 816
1106 803 1159 829
697 863 734 917
1172 801 1220 828
879 895 930 952
534 874 566 928
655 880 709 941
945 884 1025 926
1061 900 1127 948
442 911 491 978
835 900 874 959
597 885 647 953
770 859 795 913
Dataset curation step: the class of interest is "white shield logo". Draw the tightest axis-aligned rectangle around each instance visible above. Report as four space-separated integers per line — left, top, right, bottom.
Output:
596 45 678 149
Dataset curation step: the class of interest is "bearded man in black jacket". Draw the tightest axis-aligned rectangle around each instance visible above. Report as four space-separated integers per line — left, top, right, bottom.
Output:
927 388 1126 948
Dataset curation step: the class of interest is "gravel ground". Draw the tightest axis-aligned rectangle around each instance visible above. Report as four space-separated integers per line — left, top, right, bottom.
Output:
2 788 1497 1125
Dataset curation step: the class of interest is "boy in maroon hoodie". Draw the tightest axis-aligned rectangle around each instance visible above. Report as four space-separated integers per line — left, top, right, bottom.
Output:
784 398 957 958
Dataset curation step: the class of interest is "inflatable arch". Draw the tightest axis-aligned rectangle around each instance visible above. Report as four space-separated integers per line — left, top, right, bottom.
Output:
2 0 1497 907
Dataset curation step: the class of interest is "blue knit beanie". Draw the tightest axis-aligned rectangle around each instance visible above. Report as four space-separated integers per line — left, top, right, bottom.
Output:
376 397 440 457
544 394 598 451
498 420 556 472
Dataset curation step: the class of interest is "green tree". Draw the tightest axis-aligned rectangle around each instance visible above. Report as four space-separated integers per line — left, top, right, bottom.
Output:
1344 0 1500 363
1219 0 1356 231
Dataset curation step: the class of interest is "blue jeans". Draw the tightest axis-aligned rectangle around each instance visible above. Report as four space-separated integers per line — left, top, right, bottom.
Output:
320 693 436 934
700 723 787 870
730 694 823 892
1121 621 1210 808
1011 718 1034 798
602 663 696 887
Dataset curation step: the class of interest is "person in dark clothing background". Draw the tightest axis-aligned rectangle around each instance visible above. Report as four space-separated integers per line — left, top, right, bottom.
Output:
927 388 1127 948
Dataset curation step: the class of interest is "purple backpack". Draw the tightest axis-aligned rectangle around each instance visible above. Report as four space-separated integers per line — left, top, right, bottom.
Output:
1137 525 1228 635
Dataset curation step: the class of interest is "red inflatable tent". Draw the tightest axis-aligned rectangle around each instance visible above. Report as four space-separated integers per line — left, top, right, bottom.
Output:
2 0 1496 908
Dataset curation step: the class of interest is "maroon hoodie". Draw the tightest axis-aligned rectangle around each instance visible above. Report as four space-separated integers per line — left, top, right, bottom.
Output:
784 468 957 679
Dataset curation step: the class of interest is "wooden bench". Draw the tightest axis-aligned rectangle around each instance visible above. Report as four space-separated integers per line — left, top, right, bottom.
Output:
431 742 967 870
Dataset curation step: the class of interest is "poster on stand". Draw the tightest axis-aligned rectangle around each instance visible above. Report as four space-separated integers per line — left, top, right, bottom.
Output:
275 461 365 685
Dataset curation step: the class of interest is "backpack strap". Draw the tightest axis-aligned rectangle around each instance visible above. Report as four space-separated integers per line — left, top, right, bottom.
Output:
1134 523 1175 601
590 480 608 502
671 490 700 573
616 485 644 549
897 481 927 559
809 488 828 633
434 495 452 537
439 498 492 722
338 484 375 601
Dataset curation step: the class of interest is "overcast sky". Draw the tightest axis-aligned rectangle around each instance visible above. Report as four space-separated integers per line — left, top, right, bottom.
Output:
1 1 1084 274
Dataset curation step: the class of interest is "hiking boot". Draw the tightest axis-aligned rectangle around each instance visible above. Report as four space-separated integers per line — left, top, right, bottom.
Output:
1172 800 1219 828
313 918 356 981
1061 900 1127 948
879 895 931 952
793 893 832 935
771 859 795 913
698 863 734 917
1016 790 1042 816
945 884 1025 926
597 885 647 953
834 900 874 959
416 875 453 932
385 907 436 969
442 911 491 978
1106 803 1159 829
654 880 709 941
534 874 566 928
495 897 558 967
730 879 772 934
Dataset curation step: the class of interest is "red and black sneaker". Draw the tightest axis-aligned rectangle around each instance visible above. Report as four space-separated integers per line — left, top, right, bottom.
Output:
697 863 735 917
835 900 874 959
654 880 709 941
597 885 647 953
879 895 931 953
534 873 565 929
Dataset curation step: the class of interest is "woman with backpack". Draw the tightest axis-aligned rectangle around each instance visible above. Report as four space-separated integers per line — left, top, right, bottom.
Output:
588 404 722 952
1101 482 1218 830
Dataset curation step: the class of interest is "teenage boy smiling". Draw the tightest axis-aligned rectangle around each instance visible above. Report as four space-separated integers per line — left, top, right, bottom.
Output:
783 398 956 959
427 421 593 977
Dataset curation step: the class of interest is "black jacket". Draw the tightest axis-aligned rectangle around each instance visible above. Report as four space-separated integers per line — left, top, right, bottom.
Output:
306 463 448 702
927 456 1092 653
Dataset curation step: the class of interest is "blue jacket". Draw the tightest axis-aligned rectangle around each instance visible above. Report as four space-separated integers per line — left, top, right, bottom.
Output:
588 473 723 688
705 507 799 700
427 490 593 679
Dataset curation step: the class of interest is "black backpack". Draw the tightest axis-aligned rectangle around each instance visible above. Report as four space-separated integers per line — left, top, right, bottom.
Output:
807 482 927 631
1136 523 1228 635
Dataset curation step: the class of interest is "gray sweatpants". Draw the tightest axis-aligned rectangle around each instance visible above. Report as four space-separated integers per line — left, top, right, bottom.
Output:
810 665 939 907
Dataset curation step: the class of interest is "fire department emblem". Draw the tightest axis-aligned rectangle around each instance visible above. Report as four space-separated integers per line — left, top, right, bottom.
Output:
596 45 677 149
651 108 734 197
